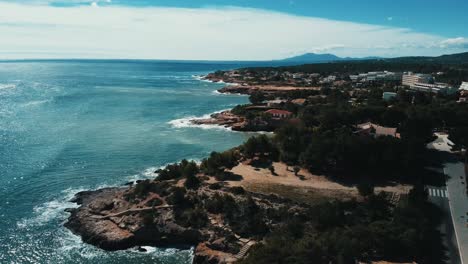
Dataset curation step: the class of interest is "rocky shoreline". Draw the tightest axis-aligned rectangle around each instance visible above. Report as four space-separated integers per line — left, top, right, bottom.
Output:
64 188 200 251
189 111 248 131
203 73 321 96
63 73 288 263
64 177 306 263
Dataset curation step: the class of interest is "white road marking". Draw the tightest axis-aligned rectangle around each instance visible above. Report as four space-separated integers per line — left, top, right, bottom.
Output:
427 187 448 198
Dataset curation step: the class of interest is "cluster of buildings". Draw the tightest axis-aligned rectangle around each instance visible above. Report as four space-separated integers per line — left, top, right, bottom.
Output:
211 69 344 87
348 71 458 95
349 71 402 82
458 82 468 103
402 72 455 94
281 71 339 85
355 122 400 138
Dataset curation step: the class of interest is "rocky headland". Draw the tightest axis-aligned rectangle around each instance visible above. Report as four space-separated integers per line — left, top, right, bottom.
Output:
64 161 308 263
189 111 248 131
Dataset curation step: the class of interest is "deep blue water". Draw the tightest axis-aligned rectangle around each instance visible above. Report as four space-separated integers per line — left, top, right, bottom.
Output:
0 61 252 263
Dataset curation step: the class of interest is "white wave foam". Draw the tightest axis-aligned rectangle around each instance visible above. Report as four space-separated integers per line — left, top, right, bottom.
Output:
17 187 86 229
125 166 160 182
0 83 16 90
167 109 234 131
21 99 50 108
126 160 202 183
192 75 240 86
221 81 240 86
211 89 248 96
56 221 194 260
191 74 205 80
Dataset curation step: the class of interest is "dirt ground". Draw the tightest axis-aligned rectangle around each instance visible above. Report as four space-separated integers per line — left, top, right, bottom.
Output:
226 162 412 203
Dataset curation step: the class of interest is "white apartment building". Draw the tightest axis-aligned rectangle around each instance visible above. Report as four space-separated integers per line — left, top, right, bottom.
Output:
459 82 468 91
411 82 453 93
349 71 402 82
402 72 433 87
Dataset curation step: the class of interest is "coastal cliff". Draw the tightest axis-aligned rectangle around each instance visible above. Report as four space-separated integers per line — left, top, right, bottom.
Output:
64 168 307 263
190 111 248 131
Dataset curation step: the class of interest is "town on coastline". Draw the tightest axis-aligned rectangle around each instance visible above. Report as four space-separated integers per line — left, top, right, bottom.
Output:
66 55 468 264
195 64 468 134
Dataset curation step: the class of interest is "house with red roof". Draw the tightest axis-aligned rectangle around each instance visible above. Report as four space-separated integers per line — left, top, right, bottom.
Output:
265 109 293 119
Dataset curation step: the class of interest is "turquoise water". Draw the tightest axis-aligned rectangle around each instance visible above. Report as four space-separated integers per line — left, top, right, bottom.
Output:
0 61 251 263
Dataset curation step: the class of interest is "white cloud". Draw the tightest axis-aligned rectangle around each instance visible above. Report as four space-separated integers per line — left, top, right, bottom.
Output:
439 37 468 48
0 2 466 60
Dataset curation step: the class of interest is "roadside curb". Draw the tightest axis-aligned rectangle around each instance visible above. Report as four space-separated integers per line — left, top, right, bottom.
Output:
444 166 465 264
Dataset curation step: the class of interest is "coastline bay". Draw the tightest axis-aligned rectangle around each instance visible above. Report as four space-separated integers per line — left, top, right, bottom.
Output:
0 61 251 263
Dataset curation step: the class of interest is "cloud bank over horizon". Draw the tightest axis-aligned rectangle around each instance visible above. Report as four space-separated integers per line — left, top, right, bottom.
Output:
0 2 467 60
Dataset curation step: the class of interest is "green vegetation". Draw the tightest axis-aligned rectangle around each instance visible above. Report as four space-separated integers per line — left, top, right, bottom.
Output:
235 85 468 184
200 150 240 176
241 135 277 159
156 159 199 181
249 91 266 104
175 206 208 228
127 58 468 262
240 186 445 264
357 182 374 197
449 126 468 152
241 55 468 85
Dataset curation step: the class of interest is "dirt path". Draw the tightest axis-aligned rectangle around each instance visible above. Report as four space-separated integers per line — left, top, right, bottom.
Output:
95 205 173 220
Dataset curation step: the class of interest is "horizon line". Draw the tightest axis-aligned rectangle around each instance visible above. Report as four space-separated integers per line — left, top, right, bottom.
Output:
0 50 466 64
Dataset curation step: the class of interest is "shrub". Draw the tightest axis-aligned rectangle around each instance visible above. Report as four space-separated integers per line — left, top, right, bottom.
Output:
269 165 276 175
229 186 246 195
133 180 154 198
357 182 375 197
166 187 187 206
201 150 239 175
184 173 201 190
209 182 223 190
157 160 200 181
175 206 208 228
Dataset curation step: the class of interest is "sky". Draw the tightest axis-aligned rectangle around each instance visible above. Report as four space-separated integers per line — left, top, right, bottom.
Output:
0 0 467 60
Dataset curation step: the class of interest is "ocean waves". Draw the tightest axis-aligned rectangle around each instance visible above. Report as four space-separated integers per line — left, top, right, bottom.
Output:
0 83 16 90
167 109 233 131
0 60 251 264
16 187 85 229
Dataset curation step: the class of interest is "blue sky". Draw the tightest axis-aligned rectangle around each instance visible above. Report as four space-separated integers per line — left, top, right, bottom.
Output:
45 0 468 37
0 0 467 60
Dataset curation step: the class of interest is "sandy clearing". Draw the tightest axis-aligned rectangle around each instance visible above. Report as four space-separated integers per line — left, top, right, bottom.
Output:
227 162 412 196
247 85 321 91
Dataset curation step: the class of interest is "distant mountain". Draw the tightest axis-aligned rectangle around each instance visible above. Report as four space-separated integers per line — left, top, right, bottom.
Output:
279 53 380 63
383 52 468 64
280 53 342 63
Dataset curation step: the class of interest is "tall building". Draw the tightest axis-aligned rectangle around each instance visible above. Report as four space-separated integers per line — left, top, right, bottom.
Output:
459 82 468 91
459 82 468 103
402 72 433 87
349 71 402 82
410 82 454 94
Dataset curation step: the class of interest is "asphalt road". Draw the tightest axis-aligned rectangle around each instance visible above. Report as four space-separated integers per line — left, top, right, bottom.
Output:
428 133 467 264
428 186 462 264
444 162 468 264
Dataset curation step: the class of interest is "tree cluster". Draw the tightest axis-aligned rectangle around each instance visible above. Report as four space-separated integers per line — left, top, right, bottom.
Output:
241 186 445 264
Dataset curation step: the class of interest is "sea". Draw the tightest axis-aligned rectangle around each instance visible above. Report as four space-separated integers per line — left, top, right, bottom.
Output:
0 60 258 263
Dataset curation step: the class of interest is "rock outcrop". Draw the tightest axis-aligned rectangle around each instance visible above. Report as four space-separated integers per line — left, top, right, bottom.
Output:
64 180 305 263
